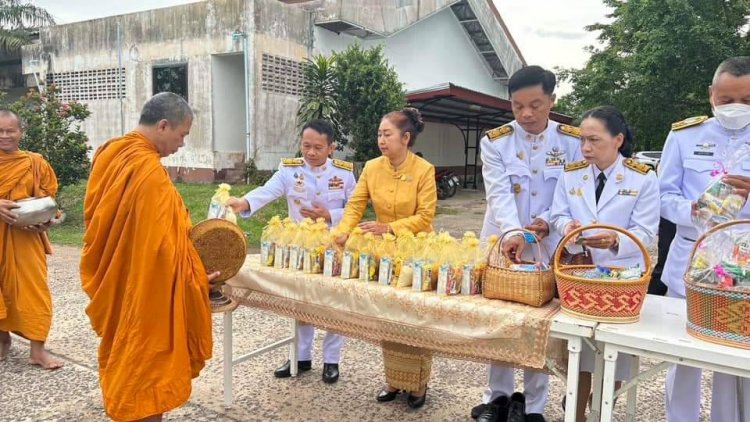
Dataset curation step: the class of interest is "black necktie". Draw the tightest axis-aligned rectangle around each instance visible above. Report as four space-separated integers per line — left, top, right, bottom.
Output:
595 173 607 204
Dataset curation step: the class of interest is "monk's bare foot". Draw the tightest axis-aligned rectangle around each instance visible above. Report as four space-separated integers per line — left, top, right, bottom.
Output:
0 331 10 361
29 341 63 370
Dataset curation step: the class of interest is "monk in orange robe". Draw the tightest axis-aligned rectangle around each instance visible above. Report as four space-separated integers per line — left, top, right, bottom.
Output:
80 93 218 422
0 109 63 370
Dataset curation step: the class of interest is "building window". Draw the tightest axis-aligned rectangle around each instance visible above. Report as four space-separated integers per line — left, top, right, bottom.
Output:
153 64 188 100
47 68 125 101
261 53 303 96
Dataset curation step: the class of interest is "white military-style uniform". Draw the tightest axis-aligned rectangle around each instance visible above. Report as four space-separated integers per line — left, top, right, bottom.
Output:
479 119 582 413
659 116 750 422
241 157 356 365
550 155 660 379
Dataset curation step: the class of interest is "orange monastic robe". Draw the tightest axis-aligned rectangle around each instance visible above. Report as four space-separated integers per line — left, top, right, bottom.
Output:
80 132 212 421
0 150 58 340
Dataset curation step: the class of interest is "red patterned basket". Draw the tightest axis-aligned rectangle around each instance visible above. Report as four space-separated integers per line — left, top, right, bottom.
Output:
554 224 652 323
684 219 750 349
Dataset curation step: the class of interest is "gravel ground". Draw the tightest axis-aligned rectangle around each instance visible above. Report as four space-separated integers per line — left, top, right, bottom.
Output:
1 190 715 421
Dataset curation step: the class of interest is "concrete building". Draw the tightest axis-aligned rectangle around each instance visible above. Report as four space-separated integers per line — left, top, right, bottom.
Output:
21 0 566 183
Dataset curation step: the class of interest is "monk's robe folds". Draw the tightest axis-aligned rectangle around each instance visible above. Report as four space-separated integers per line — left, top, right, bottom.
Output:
80 132 212 421
0 150 57 340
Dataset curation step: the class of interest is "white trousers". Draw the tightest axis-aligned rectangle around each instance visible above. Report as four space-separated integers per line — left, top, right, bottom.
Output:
665 290 750 422
483 364 549 414
297 323 344 364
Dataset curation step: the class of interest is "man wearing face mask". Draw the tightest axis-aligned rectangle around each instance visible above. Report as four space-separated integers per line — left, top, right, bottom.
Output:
660 56 750 422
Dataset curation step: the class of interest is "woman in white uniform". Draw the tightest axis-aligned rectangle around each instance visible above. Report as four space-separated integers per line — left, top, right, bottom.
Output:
550 105 660 421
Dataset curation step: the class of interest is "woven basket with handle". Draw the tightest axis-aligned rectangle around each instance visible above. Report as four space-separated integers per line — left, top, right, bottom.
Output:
482 229 555 307
684 219 750 349
554 224 652 323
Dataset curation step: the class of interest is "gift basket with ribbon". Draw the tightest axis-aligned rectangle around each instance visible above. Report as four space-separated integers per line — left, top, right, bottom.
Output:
684 219 750 349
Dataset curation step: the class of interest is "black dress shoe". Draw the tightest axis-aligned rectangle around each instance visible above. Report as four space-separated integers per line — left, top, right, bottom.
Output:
477 396 509 422
322 363 339 384
471 403 488 419
273 359 311 378
407 389 427 409
507 392 526 422
525 414 546 422
376 388 401 402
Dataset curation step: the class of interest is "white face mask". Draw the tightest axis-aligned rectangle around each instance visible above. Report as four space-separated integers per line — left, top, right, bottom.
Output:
712 103 750 130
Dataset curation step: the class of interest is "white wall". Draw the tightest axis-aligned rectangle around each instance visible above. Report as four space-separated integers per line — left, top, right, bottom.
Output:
211 53 246 167
314 8 507 98
415 122 483 168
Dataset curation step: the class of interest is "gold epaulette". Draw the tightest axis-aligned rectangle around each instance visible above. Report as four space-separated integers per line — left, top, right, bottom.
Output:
332 159 353 171
558 124 582 138
486 125 513 141
672 116 708 131
281 158 304 166
624 158 652 175
564 160 590 172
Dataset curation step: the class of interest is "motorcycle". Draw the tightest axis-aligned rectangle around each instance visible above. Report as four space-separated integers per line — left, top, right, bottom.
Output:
435 169 461 200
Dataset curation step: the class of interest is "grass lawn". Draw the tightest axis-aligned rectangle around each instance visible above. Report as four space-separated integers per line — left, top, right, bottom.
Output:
49 181 389 248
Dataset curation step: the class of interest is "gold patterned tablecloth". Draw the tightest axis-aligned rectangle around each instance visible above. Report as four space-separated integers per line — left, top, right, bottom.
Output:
227 256 565 369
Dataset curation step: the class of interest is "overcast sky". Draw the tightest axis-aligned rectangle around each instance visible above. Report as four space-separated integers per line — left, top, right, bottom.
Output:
33 0 611 92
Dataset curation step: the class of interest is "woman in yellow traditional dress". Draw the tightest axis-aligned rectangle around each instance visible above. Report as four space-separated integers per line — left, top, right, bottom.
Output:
334 107 437 409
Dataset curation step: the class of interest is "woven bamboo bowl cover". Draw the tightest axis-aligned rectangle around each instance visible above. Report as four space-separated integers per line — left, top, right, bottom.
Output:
190 218 247 282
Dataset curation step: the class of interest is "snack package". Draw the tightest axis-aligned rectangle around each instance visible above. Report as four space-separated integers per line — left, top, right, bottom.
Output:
378 233 397 286
693 142 750 232
687 229 750 290
575 264 640 280
260 215 283 267
395 232 417 288
412 232 438 291
460 237 482 295
207 183 237 223
303 219 327 274
341 227 364 279
274 218 296 269
290 218 313 271
359 232 380 282
436 232 462 295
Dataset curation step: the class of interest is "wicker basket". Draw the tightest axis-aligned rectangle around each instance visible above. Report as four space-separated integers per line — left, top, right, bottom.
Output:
554 224 652 323
483 229 555 307
684 219 750 349
190 218 247 283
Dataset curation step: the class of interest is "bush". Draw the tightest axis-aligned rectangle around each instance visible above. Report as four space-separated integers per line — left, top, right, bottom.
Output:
11 85 92 188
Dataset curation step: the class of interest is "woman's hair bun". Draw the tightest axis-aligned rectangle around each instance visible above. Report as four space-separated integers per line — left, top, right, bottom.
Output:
401 107 425 134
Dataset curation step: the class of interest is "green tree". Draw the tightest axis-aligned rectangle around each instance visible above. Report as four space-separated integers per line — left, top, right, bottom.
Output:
11 85 92 188
297 54 344 147
334 43 406 161
0 0 54 50
557 0 750 151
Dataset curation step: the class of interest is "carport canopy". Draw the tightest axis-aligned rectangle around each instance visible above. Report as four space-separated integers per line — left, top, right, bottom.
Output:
406 83 572 188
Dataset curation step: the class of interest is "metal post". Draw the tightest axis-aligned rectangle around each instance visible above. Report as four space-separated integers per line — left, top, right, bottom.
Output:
223 310 233 408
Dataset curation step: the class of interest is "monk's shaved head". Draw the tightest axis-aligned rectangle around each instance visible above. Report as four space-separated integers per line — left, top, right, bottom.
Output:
138 92 193 127
0 109 24 129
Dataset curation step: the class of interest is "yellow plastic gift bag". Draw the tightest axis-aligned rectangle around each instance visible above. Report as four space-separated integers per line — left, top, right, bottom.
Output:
260 215 283 266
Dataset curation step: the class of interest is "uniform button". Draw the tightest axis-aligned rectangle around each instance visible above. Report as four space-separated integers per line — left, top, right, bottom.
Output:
539 134 545 141
316 192 321 196
532 169 538 174
526 134 532 140
591 219 597 224
531 191 537 196
316 175 321 179
532 145 539 151
531 214 537 219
